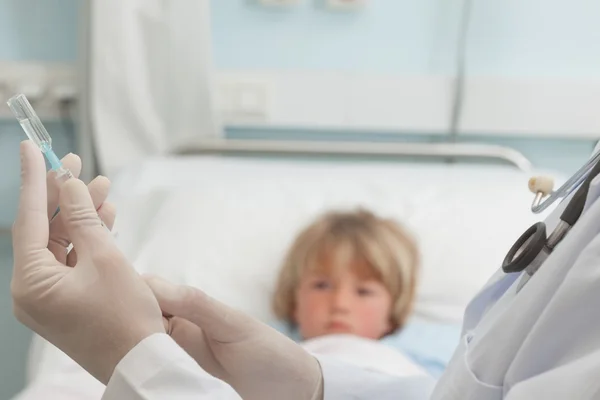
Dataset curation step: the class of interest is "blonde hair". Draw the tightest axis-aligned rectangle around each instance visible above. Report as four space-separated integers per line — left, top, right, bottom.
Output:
272 208 419 332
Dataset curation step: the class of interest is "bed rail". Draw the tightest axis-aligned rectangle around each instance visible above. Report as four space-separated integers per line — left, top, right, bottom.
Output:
173 139 533 172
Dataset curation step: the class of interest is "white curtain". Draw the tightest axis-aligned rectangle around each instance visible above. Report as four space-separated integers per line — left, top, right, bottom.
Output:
89 0 222 178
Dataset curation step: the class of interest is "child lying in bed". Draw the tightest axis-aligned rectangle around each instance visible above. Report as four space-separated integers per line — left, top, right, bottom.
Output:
272 208 428 377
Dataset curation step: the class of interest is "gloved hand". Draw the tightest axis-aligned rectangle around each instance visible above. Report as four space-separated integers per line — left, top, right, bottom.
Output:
11 141 165 385
144 276 324 400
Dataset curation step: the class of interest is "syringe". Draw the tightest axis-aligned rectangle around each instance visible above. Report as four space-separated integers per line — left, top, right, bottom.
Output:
7 93 108 230
7 94 74 184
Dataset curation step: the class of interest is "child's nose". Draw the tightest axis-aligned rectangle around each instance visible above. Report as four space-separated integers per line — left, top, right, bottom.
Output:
331 287 353 311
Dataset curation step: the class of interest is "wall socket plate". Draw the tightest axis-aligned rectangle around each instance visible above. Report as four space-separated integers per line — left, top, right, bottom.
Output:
0 61 78 120
258 0 302 6
325 0 366 10
217 79 270 125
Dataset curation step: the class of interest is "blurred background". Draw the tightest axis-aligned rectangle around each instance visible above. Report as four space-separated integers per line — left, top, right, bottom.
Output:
1 0 600 397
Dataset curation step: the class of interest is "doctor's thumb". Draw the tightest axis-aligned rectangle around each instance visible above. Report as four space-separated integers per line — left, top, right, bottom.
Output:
59 178 112 252
143 275 258 341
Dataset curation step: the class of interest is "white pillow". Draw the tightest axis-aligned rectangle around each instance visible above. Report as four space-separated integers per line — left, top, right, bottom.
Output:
112 157 559 324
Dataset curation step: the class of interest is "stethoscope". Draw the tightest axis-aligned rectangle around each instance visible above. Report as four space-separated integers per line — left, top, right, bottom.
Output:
502 149 600 291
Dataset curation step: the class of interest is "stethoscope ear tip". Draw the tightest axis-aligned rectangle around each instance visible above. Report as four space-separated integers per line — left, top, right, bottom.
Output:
528 175 554 196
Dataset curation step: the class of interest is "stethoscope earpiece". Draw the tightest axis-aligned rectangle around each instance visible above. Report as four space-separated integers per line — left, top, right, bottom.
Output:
528 176 554 197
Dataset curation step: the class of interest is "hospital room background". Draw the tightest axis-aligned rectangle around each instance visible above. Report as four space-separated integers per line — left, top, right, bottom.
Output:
1 0 600 398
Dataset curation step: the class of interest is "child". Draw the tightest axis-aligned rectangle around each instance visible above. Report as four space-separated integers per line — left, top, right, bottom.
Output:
272 208 427 377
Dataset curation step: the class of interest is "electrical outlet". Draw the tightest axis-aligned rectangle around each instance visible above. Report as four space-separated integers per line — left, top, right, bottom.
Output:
325 0 365 10
259 0 301 6
220 80 269 124
0 61 77 120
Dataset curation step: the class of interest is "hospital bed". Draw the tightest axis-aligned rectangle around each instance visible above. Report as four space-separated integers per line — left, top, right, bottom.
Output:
18 138 561 395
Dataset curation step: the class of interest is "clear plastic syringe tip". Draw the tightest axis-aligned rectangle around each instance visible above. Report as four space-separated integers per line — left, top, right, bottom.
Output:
7 93 53 150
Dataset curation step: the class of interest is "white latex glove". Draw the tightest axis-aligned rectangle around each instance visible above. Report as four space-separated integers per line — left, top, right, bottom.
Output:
11 141 165 385
144 276 324 400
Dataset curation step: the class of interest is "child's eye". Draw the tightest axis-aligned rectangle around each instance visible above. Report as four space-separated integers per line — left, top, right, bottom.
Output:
357 287 374 296
311 280 331 290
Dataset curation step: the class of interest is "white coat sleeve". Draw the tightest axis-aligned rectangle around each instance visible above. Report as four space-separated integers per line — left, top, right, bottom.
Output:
103 334 241 399
316 355 436 400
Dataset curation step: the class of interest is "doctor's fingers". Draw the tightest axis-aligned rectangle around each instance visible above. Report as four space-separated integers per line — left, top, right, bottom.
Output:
48 176 112 264
57 178 115 260
46 153 82 219
66 202 116 267
13 141 50 266
164 316 227 380
143 276 260 343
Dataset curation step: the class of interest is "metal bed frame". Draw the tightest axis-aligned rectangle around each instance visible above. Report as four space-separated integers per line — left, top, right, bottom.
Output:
174 138 533 172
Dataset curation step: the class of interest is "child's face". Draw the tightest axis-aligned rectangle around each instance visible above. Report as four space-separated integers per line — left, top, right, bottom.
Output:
294 255 393 340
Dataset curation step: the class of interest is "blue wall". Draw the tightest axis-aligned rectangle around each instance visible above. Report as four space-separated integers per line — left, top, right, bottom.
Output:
466 0 600 77
0 0 79 61
212 0 447 73
4 0 600 75
212 0 600 77
2 0 600 78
